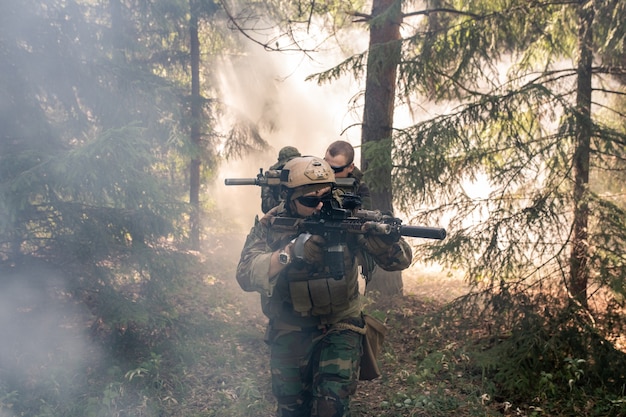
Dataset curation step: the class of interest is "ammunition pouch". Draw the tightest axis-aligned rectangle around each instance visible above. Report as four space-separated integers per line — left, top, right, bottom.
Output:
359 314 387 380
289 276 353 316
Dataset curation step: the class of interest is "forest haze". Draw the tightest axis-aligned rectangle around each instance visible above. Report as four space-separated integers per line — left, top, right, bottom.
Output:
2 0 626 416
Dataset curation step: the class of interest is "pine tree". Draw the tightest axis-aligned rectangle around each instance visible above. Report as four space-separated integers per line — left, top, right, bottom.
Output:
383 0 626 409
302 0 626 408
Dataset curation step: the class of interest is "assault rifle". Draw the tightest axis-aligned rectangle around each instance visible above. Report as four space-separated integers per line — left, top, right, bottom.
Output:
224 168 358 190
225 168 360 213
270 194 446 279
224 168 282 187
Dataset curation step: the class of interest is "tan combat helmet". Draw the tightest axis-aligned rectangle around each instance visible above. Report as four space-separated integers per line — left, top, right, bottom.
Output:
281 156 335 199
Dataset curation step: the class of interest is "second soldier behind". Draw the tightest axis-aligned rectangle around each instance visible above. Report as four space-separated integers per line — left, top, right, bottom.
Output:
324 140 371 210
261 146 301 213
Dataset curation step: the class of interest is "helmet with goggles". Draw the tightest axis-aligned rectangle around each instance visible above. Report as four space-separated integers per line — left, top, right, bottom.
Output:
280 156 335 199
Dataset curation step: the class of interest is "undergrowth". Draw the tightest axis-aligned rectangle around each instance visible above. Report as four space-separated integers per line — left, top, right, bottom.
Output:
2 238 626 417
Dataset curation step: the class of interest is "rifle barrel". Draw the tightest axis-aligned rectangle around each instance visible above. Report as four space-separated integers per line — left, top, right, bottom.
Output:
224 178 258 186
400 225 447 240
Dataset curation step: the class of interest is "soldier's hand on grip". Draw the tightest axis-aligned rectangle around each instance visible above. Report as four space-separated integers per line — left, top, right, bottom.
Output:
363 232 399 256
361 234 412 270
292 233 326 264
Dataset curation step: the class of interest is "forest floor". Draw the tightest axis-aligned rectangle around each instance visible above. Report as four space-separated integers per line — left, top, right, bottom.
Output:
6 230 626 416
185 232 509 417
0 235 514 417
351 270 485 417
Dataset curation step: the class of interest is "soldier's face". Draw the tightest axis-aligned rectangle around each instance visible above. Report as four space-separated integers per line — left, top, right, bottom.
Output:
294 186 331 216
324 151 354 179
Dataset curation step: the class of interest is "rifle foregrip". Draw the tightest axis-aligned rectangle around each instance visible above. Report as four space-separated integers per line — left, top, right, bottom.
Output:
400 226 447 240
224 178 259 186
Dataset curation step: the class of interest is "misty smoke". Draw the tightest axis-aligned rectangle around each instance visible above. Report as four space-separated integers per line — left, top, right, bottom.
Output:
0 267 101 413
213 39 367 228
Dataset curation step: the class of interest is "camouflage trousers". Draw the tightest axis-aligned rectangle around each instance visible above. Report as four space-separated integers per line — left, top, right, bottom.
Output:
269 318 364 417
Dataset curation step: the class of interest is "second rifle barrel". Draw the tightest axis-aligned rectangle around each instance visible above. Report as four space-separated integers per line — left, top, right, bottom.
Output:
224 178 258 186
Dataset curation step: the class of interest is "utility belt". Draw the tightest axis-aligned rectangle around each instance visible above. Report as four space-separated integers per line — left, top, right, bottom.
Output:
265 315 366 344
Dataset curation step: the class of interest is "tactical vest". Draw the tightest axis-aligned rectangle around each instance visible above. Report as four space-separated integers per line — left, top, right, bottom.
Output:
263 217 362 325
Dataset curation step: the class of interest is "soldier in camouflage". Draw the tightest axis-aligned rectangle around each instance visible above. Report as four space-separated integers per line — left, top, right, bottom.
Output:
236 156 413 417
261 146 302 213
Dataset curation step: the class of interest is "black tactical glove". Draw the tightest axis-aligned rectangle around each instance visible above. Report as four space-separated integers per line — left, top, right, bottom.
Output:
361 234 412 270
363 232 400 256
292 233 326 264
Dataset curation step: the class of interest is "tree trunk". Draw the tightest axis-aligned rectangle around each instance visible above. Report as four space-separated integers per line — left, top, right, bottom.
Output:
108 0 125 64
189 0 201 249
569 0 594 307
361 0 402 213
361 0 403 296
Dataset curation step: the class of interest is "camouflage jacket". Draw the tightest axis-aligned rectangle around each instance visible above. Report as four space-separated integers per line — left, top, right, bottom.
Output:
261 184 282 214
236 203 412 328
349 166 372 210
260 160 285 214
